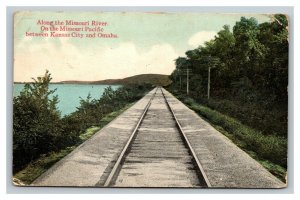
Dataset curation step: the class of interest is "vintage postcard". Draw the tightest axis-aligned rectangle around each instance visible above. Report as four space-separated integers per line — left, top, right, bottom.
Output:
13 11 288 188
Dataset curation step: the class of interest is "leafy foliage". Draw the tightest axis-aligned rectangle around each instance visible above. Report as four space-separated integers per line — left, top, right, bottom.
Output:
169 15 288 137
179 96 287 181
13 71 153 172
13 71 63 172
182 97 287 168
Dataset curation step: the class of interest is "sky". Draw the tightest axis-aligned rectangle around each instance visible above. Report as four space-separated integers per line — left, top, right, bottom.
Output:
14 11 272 82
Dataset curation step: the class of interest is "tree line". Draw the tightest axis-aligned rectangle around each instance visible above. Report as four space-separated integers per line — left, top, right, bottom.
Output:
169 15 288 137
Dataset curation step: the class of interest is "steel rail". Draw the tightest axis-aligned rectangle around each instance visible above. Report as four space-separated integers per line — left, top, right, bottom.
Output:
103 87 158 187
160 87 212 187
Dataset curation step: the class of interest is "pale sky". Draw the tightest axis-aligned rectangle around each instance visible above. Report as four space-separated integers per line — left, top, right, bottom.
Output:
14 11 271 82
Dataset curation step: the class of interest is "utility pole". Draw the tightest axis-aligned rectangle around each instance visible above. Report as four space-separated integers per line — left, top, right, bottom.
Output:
187 68 189 95
180 68 192 95
178 69 182 90
207 66 211 100
206 56 218 100
180 76 182 90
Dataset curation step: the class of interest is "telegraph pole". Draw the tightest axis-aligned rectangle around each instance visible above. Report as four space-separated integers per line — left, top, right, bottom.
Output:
180 76 182 90
178 69 182 90
187 68 189 95
207 66 211 100
180 68 191 95
206 56 218 100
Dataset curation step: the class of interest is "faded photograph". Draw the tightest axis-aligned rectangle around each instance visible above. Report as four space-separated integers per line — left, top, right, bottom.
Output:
13 11 288 188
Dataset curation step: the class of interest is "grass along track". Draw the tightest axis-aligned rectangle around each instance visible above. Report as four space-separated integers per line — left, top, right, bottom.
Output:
174 96 287 183
13 103 134 185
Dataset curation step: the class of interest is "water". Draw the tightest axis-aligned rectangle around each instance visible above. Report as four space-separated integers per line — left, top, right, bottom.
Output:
13 84 120 116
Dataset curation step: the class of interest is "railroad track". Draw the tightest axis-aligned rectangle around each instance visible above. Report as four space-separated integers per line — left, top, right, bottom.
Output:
103 87 211 187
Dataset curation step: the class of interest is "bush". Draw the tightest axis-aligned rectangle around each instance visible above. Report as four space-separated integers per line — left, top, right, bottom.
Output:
13 71 64 172
13 71 153 173
61 84 153 137
196 97 287 137
170 85 287 137
182 98 287 168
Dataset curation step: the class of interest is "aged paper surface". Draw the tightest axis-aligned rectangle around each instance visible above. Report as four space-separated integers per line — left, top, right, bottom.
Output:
13 11 288 188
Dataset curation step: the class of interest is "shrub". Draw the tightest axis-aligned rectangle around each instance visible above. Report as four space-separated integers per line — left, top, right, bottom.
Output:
13 71 63 172
13 70 153 173
183 98 287 168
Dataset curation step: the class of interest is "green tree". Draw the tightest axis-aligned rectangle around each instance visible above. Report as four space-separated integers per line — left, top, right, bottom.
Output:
258 14 289 104
169 15 288 136
13 70 63 171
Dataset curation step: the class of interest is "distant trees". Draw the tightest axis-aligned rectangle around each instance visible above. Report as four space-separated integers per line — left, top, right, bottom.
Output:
13 71 153 172
170 15 288 136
